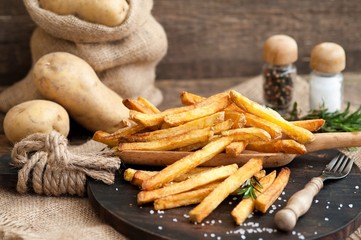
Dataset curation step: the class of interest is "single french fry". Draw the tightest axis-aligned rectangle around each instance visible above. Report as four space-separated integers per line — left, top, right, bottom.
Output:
212 119 234 134
225 141 247 157
131 171 157 187
92 130 119 147
164 92 231 126
224 110 247 129
123 168 138 182
122 98 156 114
230 90 315 144
189 158 263 223
141 136 233 190
122 112 224 142
130 167 213 187
180 91 205 105
93 124 147 147
231 170 277 225
246 139 307 154
291 119 325 132
137 96 161 113
254 167 291 213
154 182 221 210
244 113 283 139
129 104 195 127
221 127 271 142
118 127 213 151
254 169 266 180
137 164 238 205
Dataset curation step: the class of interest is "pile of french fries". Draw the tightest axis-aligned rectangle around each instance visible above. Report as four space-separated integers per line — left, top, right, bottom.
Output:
93 90 325 224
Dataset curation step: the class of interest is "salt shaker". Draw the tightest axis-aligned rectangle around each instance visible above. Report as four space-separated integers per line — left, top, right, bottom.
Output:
309 42 346 112
262 35 298 112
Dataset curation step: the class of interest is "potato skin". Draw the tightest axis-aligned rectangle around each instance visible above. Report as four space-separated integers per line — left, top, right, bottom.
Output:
32 52 129 132
38 0 129 27
3 100 70 144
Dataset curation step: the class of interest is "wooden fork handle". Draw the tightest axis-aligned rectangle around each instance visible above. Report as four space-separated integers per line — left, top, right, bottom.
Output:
274 177 324 231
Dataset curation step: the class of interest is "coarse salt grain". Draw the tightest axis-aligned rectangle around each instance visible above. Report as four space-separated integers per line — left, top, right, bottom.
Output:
172 218 177 222
158 226 163 230
149 210 154 214
355 186 359 189
210 233 216 237
349 204 354 208
315 199 319 203
325 217 329 221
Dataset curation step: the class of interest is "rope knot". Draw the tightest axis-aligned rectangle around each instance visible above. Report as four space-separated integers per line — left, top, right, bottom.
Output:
11 131 121 197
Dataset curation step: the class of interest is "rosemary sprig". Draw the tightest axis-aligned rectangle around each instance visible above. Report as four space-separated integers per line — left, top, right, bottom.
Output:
237 176 263 200
287 102 361 133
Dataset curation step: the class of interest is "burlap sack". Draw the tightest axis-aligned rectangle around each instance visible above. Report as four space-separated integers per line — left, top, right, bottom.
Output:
0 0 167 113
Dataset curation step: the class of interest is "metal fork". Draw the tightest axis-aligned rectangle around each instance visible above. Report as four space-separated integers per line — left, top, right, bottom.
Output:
274 153 354 231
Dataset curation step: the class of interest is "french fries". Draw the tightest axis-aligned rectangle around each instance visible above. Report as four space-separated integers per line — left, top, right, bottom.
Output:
231 170 277 225
137 164 238 205
254 167 291 213
189 158 263 223
230 90 315 144
164 92 231 126
92 89 322 225
141 136 233 190
154 182 220 210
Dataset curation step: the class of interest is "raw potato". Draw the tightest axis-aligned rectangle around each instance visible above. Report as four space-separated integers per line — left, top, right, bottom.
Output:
32 52 129 132
39 0 129 27
3 100 70 144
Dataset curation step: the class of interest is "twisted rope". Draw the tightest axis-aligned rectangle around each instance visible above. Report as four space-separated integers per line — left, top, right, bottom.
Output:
11 131 121 197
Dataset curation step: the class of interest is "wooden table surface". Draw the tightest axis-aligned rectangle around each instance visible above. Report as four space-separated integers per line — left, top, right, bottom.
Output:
0 73 360 238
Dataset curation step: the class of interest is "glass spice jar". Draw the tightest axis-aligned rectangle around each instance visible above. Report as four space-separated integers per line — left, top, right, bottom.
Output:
262 35 298 112
309 42 346 112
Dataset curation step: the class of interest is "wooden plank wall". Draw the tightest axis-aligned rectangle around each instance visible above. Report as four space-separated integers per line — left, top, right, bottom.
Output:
1 0 361 85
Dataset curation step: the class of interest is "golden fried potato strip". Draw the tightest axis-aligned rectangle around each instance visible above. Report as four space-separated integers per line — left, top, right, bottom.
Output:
153 182 220 210
254 167 291 213
225 141 247 157
230 90 315 144
247 139 306 154
244 113 283 139
221 127 271 142
118 127 213 151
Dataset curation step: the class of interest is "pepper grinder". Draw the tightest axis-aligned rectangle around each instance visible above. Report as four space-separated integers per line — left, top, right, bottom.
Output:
309 42 346 112
262 34 298 113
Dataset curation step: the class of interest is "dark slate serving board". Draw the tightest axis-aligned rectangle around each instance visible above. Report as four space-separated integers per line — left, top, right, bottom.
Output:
86 149 361 240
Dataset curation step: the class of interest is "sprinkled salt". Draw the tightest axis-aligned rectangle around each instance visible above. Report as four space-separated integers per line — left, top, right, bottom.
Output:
159 215 163 218
229 201 233 205
172 218 178 222
183 214 189 218
204 233 208 237
210 233 216 237
201 223 205 226
315 199 319 203
211 220 216 225
217 237 221 240
218 220 222 223
349 204 354 208
149 210 154 214
326 205 329 209
158 226 163 230
115 187 118 191
355 186 359 189
325 217 329 221
233 197 238 200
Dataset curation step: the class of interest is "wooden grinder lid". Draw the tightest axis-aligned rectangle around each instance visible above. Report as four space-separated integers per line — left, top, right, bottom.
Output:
263 34 298 65
310 42 346 73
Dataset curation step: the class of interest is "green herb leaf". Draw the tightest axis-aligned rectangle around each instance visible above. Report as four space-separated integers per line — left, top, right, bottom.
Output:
236 176 263 200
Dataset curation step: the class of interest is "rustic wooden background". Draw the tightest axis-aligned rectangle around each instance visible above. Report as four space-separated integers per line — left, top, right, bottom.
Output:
1 0 361 86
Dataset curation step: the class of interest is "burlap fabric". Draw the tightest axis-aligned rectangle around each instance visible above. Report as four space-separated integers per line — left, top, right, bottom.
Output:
0 77 360 239
0 0 167 113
